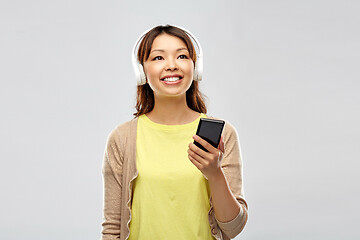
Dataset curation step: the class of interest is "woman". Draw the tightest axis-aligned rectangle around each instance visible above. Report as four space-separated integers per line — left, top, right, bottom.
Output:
102 24 248 240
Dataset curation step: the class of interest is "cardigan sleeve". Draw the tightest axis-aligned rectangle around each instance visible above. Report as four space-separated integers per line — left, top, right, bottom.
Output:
215 121 248 239
101 128 123 240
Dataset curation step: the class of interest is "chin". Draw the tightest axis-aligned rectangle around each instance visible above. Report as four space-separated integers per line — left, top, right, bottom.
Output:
163 91 187 98
152 80 193 97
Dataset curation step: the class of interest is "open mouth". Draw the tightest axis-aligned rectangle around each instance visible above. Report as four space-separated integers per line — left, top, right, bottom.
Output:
161 76 183 82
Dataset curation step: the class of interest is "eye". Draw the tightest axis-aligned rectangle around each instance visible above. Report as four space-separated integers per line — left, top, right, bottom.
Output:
153 56 163 61
178 54 189 59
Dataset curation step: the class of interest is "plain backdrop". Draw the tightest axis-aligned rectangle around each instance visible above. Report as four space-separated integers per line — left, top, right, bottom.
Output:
1 0 359 239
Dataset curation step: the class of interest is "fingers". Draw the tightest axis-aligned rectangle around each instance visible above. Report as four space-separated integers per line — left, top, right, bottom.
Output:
188 151 203 169
188 139 223 163
188 142 210 160
192 135 218 153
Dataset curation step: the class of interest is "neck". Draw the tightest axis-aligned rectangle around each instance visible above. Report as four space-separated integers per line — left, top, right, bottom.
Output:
146 94 200 125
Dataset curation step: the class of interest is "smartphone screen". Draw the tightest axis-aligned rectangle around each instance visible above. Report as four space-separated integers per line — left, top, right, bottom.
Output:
194 118 225 152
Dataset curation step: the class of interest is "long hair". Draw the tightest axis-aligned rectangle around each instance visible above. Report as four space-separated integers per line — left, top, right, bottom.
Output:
133 25 207 117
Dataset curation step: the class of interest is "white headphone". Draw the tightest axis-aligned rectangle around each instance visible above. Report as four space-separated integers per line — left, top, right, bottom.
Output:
131 24 203 86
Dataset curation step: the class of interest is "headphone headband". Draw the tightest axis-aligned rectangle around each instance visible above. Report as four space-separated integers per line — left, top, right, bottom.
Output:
131 24 203 85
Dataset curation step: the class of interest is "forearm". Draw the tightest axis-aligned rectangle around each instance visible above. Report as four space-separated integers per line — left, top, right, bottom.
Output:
208 168 241 222
102 154 122 238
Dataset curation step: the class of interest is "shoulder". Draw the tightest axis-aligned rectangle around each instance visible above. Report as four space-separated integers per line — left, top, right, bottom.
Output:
106 117 138 148
206 115 238 139
103 117 139 167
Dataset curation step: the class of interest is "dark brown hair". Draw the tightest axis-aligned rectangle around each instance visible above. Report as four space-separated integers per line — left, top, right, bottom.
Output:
133 24 207 117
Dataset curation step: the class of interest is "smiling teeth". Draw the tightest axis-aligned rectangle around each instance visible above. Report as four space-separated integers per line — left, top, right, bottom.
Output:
163 77 181 82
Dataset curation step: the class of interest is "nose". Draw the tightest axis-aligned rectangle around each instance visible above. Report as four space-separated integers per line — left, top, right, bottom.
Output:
165 58 178 71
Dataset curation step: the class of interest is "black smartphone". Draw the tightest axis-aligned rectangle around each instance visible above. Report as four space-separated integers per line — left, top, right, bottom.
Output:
194 118 225 152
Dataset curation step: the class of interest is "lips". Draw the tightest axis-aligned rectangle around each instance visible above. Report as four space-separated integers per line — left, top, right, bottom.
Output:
160 74 183 80
162 78 183 85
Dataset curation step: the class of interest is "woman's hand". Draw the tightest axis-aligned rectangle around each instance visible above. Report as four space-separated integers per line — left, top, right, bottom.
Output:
187 135 225 180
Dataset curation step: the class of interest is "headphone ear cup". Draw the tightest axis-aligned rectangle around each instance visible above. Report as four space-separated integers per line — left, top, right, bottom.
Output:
140 64 146 85
194 63 199 81
194 55 203 82
137 63 147 85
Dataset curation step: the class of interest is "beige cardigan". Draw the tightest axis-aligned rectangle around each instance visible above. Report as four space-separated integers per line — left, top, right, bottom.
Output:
101 117 248 240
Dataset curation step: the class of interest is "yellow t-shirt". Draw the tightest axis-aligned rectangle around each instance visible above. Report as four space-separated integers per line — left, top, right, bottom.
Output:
128 113 215 240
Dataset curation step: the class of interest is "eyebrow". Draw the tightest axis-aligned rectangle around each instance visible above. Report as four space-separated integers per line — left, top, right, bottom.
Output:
150 47 188 53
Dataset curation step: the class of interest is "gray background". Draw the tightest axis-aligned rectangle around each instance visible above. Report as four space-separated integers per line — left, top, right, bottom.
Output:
1 0 359 239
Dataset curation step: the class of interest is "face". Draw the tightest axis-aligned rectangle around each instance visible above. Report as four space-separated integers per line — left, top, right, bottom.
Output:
143 33 195 98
